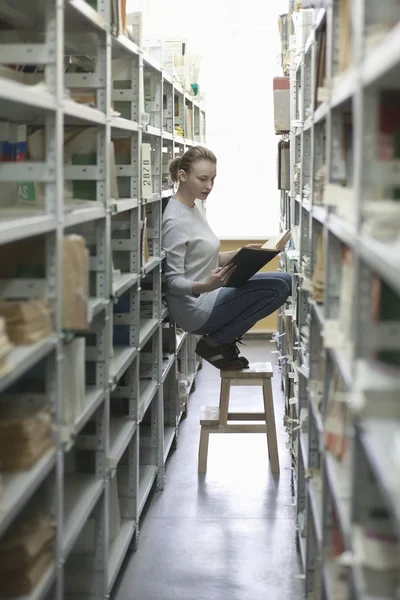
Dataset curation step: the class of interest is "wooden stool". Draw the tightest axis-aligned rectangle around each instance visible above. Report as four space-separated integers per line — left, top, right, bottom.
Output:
198 362 279 474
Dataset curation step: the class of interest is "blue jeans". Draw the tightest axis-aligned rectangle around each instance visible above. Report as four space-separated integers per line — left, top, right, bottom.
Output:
192 272 292 344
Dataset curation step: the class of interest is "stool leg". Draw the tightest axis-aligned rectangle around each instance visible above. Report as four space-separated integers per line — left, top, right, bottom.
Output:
262 380 280 474
219 378 230 425
198 426 210 473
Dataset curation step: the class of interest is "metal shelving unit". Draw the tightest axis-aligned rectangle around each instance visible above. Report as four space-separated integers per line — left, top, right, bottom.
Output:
0 1 205 598
278 1 400 598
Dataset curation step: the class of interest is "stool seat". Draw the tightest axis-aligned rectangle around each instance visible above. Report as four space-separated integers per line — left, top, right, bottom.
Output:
198 361 280 474
220 361 273 379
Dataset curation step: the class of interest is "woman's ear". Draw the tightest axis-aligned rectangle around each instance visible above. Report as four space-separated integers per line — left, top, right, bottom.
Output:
178 169 186 182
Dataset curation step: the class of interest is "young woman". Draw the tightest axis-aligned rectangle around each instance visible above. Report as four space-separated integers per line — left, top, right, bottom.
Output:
162 146 291 370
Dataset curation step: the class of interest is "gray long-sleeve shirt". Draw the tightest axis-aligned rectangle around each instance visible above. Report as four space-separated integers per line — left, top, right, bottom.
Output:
162 197 220 332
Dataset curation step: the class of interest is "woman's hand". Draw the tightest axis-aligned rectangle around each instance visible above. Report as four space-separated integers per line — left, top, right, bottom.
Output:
242 243 264 250
205 264 237 291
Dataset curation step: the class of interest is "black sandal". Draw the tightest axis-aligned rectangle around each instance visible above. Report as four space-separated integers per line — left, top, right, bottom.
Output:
195 337 243 370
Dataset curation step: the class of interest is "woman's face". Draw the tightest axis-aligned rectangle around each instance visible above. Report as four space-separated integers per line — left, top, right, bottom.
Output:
180 159 217 200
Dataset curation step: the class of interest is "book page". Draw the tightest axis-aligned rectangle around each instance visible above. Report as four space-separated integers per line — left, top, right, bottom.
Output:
262 229 291 251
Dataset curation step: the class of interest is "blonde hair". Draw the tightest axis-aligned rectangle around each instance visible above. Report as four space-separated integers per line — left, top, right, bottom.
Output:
169 146 217 183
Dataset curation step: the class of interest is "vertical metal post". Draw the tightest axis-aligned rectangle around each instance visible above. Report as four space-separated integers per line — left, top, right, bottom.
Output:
44 1 64 597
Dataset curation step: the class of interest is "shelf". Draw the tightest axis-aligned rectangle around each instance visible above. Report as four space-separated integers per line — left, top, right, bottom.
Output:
139 379 158 421
324 452 351 548
303 116 313 131
108 519 136 592
142 51 162 72
309 390 324 443
163 426 176 463
358 236 400 298
63 475 104 558
358 419 400 532
139 318 159 348
0 335 57 394
173 82 185 95
72 387 105 438
144 125 162 137
327 213 356 247
176 331 187 353
141 256 160 276
362 21 400 87
161 305 169 320
162 353 175 382
174 135 185 145
314 101 328 124
162 71 173 85
0 212 56 246
315 7 326 30
111 198 139 214
161 188 174 198
327 347 352 389
64 100 106 125
138 464 157 516
67 0 107 32
310 300 325 328
109 419 137 469
308 476 323 546
312 205 327 224
162 131 174 141
300 430 309 470
111 117 140 132
298 534 306 572
0 78 56 120
112 35 139 58
0 450 56 537
112 273 140 299
64 203 107 228
141 194 162 206
330 69 357 108
110 346 137 383
88 297 107 322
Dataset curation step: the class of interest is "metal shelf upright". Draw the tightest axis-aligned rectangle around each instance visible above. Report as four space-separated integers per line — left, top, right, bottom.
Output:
0 2 205 598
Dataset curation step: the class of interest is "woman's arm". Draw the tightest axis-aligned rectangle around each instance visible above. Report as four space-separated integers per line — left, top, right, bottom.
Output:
163 218 236 295
162 218 196 296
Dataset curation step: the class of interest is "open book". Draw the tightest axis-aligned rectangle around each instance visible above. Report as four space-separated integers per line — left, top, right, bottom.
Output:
226 230 291 287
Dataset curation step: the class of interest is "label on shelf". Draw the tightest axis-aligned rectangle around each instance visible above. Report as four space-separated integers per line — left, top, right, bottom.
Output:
141 143 153 199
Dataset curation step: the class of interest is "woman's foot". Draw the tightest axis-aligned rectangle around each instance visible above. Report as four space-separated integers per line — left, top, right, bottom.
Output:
195 336 243 370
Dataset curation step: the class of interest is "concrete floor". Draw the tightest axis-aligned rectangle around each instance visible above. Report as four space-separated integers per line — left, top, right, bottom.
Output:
113 339 304 600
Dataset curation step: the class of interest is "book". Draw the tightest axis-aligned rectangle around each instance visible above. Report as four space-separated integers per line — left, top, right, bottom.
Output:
226 230 291 288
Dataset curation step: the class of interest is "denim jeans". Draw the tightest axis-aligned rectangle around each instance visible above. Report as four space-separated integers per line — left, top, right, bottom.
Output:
192 272 292 344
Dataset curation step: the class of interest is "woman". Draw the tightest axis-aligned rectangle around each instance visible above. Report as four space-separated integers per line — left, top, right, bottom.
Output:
162 146 291 370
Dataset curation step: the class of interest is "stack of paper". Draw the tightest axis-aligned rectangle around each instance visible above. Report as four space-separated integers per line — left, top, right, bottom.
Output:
0 316 13 377
0 299 52 345
0 512 54 596
311 234 325 303
314 166 326 205
0 397 54 470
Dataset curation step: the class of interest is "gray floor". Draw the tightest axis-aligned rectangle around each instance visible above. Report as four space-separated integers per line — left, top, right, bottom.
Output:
114 339 304 600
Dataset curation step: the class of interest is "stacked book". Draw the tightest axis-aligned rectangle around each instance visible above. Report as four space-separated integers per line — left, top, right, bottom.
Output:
314 165 326 205
0 299 52 345
0 397 54 470
0 316 13 377
0 512 54 596
311 234 325 303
